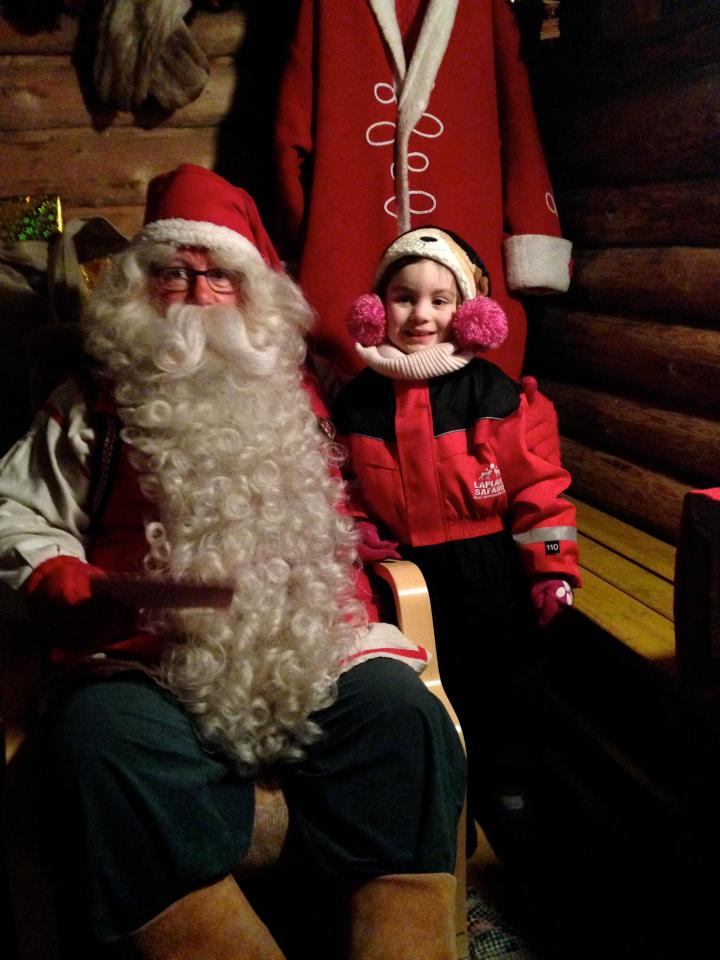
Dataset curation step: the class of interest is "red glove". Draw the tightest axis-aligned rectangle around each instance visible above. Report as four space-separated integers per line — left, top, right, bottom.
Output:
520 376 562 466
355 520 402 564
25 556 137 657
530 578 574 628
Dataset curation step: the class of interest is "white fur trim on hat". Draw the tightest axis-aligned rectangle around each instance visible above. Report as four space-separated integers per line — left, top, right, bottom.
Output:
503 234 573 294
138 218 265 266
374 227 477 300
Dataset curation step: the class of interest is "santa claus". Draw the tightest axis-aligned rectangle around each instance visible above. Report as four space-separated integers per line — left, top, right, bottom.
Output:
0 164 465 959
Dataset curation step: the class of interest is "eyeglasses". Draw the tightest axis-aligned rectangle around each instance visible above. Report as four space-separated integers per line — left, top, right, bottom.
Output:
152 266 243 293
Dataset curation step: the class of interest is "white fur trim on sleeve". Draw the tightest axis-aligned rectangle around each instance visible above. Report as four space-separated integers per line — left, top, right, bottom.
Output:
503 234 573 295
338 622 430 675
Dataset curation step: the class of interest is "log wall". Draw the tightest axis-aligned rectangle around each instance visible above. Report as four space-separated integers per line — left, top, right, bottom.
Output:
0 6 297 237
0 5 298 454
528 0 720 544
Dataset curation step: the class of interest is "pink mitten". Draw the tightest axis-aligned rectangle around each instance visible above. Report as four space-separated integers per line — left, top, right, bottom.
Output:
530 578 574 628
520 375 562 466
355 520 401 563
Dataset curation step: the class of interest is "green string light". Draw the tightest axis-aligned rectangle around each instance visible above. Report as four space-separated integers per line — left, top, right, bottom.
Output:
0 195 63 243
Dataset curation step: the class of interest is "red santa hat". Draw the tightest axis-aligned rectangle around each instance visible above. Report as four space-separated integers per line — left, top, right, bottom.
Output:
348 226 508 353
137 164 283 270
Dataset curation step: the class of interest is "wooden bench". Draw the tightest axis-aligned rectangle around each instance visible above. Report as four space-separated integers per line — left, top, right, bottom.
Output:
568 496 676 672
540 498 685 874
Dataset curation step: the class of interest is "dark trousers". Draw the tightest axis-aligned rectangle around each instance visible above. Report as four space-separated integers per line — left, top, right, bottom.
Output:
42 658 465 945
402 531 544 821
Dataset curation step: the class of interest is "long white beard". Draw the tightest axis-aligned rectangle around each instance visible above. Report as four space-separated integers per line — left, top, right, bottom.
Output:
85 294 367 772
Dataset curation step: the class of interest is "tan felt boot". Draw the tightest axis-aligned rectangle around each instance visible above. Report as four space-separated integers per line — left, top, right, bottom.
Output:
348 872 457 960
130 874 286 959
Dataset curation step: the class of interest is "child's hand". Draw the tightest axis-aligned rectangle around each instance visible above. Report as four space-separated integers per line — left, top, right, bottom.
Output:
530 578 573 628
355 520 402 563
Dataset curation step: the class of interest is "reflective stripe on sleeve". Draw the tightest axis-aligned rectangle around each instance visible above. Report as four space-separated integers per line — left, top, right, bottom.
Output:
512 525 577 544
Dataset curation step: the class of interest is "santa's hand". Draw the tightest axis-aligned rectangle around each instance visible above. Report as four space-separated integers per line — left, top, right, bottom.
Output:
25 556 136 655
530 578 573 628
355 520 402 563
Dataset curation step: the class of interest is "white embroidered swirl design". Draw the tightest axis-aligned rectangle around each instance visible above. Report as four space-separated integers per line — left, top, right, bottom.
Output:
374 81 396 104
366 120 397 147
365 83 445 222
383 190 437 218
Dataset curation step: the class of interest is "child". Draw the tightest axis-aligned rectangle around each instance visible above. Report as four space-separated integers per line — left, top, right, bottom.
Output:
331 226 581 861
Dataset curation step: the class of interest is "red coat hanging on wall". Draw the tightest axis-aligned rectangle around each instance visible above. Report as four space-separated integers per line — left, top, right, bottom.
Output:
274 0 572 380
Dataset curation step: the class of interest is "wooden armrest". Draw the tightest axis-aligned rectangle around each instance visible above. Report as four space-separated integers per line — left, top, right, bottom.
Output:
372 560 463 743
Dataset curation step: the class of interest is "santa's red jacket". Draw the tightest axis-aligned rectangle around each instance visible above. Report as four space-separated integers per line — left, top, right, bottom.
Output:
18 374 401 667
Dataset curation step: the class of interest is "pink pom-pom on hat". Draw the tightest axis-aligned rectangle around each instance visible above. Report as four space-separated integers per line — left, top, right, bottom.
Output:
348 293 386 346
449 296 508 352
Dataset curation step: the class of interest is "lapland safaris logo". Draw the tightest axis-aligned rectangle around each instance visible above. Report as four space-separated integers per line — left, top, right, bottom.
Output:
473 462 505 500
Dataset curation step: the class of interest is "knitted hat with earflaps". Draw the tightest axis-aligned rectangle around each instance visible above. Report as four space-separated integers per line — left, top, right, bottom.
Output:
347 226 508 352
137 164 283 270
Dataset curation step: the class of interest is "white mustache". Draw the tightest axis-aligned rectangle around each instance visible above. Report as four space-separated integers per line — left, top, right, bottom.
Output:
155 304 280 378
203 307 280 377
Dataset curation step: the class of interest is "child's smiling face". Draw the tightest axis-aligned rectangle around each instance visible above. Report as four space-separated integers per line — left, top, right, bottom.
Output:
384 259 459 353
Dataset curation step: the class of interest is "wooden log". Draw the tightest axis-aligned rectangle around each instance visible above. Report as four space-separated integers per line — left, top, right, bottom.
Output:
595 0 665 42
569 247 720 324
0 127 217 207
542 380 720 486
0 13 80 52
544 66 720 186
542 8 720 91
532 310 720 414
0 10 247 56
561 0 720 47
63 205 144 239
557 179 720 247
0 54 237 131
561 437 689 543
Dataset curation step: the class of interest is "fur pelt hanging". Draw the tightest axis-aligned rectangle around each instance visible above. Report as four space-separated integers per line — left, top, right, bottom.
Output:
94 0 209 112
